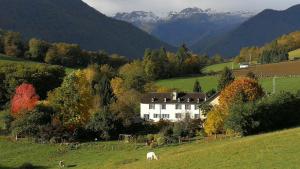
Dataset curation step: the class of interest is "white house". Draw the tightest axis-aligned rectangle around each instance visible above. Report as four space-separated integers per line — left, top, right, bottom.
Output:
239 62 249 69
140 92 219 122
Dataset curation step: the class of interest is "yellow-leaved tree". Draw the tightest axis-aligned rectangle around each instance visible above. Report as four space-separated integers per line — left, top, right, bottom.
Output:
204 77 264 135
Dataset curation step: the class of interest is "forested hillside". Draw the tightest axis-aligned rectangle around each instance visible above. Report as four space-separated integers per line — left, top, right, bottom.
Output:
192 4 300 57
0 0 174 58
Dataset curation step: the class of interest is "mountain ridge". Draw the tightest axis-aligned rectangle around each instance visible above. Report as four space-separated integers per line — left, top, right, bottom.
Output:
191 4 300 57
0 0 174 58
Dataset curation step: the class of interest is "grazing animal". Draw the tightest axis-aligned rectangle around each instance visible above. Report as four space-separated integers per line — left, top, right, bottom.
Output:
147 152 159 160
59 160 65 168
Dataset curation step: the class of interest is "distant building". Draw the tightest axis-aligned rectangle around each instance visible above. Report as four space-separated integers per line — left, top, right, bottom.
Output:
140 92 219 122
239 62 249 69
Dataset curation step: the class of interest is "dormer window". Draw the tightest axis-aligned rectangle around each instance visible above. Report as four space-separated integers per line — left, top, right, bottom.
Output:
164 98 167 102
151 98 155 102
197 98 200 103
187 98 190 102
177 98 181 102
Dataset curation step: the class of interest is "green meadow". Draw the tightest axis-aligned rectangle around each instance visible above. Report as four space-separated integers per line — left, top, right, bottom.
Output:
156 75 300 93
1 127 300 169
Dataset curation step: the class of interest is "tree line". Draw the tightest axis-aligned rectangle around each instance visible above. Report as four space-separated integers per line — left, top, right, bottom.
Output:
235 31 300 64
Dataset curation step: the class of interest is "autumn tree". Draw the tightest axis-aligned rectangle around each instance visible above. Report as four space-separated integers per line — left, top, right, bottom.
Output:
193 80 202 93
3 31 23 57
28 38 50 61
119 60 147 91
217 67 234 91
111 77 126 97
110 89 141 127
48 70 94 128
11 83 40 118
205 78 264 135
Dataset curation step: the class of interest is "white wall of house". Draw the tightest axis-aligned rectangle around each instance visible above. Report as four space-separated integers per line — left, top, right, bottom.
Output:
140 103 205 122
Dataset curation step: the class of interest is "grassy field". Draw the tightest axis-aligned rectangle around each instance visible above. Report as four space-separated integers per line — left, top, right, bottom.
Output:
156 75 300 93
202 62 239 73
0 54 75 74
1 127 300 169
288 48 300 60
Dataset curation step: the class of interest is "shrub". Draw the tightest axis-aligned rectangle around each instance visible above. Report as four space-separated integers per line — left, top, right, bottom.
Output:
225 92 300 135
10 104 53 138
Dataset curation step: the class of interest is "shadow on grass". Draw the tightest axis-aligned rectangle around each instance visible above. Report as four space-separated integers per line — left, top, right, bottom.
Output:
0 163 49 169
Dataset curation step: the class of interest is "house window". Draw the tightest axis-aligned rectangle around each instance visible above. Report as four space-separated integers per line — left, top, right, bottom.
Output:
194 114 200 119
185 113 191 119
149 104 155 109
185 104 191 110
176 113 182 119
162 104 166 109
162 114 170 119
144 114 150 120
195 105 199 110
175 104 182 110
154 114 161 118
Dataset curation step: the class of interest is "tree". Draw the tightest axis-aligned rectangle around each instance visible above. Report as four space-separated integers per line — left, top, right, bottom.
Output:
211 54 224 64
28 38 50 61
96 75 114 107
111 77 126 97
204 107 226 135
217 67 234 91
48 70 94 128
205 77 264 135
119 60 147 91
0 73 7 107
86 109 118 140
110 89 141 127
193 80 202 93
3 31 23 57
11 83 40 118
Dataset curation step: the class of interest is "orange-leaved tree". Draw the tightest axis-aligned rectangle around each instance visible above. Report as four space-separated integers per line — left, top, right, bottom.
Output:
11 83 40 118
205 77 264 135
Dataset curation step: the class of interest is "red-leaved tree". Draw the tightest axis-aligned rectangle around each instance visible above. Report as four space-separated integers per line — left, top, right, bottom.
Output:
11 83 40 118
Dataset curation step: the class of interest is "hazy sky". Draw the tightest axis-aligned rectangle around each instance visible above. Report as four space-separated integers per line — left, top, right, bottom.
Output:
82 0 300 16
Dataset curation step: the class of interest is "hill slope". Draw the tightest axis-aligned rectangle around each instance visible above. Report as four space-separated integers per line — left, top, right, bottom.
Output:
1 127 300 168
0 0 174 58
192 4 300 57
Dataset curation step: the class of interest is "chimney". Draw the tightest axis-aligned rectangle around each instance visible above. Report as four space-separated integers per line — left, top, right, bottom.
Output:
172 91 177 101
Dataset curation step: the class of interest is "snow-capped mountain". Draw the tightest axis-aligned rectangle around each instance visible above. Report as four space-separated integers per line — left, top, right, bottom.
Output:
114 11 159 23
113 7 254 46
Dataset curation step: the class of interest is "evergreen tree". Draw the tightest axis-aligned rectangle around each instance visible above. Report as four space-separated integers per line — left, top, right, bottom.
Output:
193 80 202 93
218 67 235 91
97 75 115 107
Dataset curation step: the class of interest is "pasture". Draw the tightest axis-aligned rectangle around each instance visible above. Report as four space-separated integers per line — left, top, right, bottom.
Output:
288 48 300 60
202 62 239 73
1 127 300 169
156 75 300 93
0 54 75 74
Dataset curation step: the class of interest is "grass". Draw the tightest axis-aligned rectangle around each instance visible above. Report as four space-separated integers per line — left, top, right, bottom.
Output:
1 127 300 168
156 75 300 93
202 62 239 73
0 54 75 74
288 48 300 60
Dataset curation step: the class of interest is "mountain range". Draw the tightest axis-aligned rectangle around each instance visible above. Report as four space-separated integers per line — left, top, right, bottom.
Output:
114 8 253 46
191 4 300 57
0 0 174 58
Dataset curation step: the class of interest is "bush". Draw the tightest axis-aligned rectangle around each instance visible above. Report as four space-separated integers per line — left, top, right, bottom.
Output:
225 92 300 135
10 104 54 138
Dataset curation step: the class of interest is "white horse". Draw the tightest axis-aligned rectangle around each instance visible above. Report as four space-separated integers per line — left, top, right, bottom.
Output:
147 152 159 160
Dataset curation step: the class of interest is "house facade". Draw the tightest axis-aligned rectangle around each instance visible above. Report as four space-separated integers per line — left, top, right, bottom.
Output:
140 92 219 122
